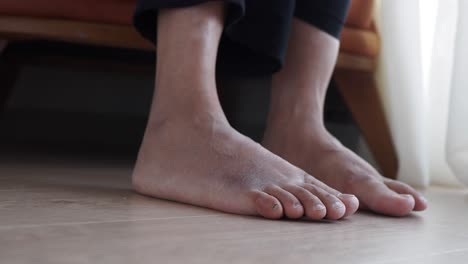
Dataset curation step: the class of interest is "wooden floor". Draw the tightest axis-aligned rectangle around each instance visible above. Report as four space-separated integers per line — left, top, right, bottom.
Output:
1 156 468 264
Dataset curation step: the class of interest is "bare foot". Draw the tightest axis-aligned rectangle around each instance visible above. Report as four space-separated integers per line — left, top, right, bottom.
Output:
134 1 359 221
263 119 428 217
132 114 359 220
264 18 427 217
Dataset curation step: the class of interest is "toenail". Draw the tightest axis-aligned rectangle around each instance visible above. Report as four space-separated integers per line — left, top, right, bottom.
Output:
402 194 414 199
332 201 344 209
313 204 326 211
419 195 428 203
293 202 301 208
272 204 279 210
338 194 356 199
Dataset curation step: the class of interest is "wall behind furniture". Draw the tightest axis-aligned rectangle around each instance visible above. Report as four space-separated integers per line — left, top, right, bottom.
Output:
0 42 376 167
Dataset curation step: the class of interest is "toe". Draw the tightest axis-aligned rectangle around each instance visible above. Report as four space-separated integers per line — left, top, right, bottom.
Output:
358 179 416 216
264 185 304 219
385 180 428 211
337 194 360 217
254 191 283 219
305 177 359 217
302 184 346 220
282 185 326 220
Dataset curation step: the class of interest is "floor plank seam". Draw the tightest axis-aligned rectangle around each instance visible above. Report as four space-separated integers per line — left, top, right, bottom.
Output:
0 214 222 230
372 247 468 264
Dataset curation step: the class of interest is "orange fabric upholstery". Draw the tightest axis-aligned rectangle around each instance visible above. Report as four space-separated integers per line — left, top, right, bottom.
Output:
0 0 378 57
341 28 379 57
0 0 134 25
346 0 375 29
0 0 373 29
343 0 379 57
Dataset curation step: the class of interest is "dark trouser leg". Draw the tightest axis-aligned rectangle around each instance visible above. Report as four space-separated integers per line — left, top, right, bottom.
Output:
295 0 351 39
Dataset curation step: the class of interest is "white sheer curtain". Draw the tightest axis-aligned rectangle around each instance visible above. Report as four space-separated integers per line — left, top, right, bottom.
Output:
375 0 468 188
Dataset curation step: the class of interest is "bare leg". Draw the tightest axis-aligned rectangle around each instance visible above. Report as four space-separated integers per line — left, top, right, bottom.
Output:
132 2 359 220
263 19 428 217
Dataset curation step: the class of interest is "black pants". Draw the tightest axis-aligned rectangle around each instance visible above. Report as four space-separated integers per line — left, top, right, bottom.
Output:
134 0 351 75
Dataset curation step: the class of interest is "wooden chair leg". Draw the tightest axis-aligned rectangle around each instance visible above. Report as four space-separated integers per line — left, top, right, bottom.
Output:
334 68 398 179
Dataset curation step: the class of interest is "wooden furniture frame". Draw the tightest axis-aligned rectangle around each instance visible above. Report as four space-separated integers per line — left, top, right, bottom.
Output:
0 15 398 179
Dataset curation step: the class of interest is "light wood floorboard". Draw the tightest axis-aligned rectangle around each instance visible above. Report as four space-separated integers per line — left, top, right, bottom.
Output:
1 157 467 264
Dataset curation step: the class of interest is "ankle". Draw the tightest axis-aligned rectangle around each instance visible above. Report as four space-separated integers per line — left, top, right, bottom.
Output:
263 105 331 153
147 99 229 131
266 105 325 134
268 87 325 128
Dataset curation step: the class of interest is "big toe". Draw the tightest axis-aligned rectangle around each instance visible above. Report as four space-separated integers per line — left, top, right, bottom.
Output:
385 180 428 211
357 180 416 217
